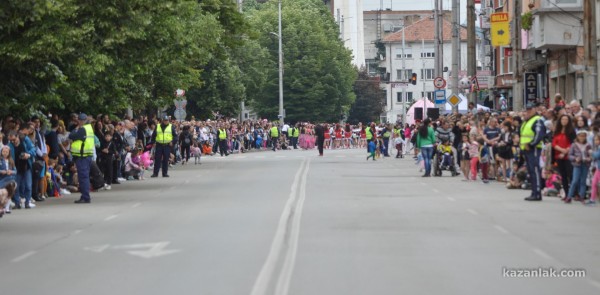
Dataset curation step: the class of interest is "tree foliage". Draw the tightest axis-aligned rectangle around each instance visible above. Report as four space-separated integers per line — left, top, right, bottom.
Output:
0 0 358 121
347 68 385 124
246 0 357 122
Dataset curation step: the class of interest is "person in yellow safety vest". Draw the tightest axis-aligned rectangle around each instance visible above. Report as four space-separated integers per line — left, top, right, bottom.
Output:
151 115 177 178
217 124 229 157
365 123 375 152
289 124 300 149
520 102 546 201
68 113 95 204
270 124 279 152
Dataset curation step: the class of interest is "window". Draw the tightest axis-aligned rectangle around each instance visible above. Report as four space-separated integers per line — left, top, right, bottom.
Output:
366 59 379 76
420 47 435 58
500 46 513 74
421 91 435 100
420 68 435 80
396 69 413 80
397 92 413 103
395 48 413 59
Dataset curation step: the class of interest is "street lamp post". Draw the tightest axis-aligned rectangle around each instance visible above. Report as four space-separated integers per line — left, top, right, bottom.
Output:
277 0 284 126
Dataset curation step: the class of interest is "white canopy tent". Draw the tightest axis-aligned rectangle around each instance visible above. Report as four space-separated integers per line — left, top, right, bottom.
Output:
405 98 436 125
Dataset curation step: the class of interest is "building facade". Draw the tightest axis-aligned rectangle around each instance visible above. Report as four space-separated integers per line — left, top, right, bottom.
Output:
323 0 365 68
381 16 468 123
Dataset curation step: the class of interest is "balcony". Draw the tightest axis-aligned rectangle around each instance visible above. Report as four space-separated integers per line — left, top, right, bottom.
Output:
527 1 583 50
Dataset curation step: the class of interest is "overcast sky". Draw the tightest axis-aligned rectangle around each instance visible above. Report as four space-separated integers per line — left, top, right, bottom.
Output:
363 0 469 22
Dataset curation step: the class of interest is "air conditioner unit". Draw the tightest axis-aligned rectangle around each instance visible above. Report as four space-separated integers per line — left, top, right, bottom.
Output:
383 24 392 32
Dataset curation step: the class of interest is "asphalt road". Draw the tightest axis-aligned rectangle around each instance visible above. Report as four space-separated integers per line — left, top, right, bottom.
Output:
1 148 599 295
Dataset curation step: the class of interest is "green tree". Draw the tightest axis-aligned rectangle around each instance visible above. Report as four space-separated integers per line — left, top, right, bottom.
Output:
347 68 385 124
246 0 356 122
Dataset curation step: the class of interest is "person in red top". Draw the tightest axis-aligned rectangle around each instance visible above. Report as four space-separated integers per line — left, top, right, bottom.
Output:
552 114 575 194
344 123 352 148
334 124 342 149
359 125 366 148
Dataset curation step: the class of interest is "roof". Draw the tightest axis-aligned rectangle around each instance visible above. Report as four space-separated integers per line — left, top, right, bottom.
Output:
383 16 468 43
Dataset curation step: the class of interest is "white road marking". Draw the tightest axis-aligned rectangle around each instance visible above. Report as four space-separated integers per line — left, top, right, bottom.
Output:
446 197 456 202
432 189 440 193
72 229 83 235
131 203 142 208
493 225 510 234
12 251 36 263
275 156 286 158
466 209 479 216
251 159 310 295
533 248 553 260
85 242 180 258
104 215 118 221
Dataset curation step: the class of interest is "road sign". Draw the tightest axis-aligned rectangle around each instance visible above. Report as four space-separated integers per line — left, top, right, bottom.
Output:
174 109 186 121
491 13 510 47
447 94 462 107
433 77 446 89
435 90 446 104
523 72 539 107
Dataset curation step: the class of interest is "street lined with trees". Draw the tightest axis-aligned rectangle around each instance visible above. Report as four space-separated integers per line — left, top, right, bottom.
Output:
1 0 367 122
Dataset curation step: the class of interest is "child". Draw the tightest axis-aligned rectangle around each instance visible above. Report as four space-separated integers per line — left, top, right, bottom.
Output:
124 148 143 180
468 135 480 181
191 142 202 165
437 139 453 169
366 139 377 161
460 134 471 181
565 130 592 203
588 134 600 206
99 132 115 190
479 138 490 183
542 167 562 197
506 163 528 189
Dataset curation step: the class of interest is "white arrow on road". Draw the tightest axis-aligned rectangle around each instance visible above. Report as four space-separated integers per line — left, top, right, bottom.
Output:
84 241 180 259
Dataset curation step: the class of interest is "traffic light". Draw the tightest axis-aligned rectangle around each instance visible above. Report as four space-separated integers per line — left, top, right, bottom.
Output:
411 73 417 85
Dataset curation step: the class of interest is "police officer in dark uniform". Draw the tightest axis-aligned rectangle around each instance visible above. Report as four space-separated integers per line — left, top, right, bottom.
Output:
69 113 94 204
151 116 177 178
520 102 546 201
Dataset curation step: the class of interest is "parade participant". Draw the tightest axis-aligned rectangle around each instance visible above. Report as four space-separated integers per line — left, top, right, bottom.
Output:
520 103 546 201
151 115 176 178
68 113 94 203
315 123 325 156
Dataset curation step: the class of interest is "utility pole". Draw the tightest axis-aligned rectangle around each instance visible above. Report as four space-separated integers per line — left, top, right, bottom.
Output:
512 0 523 111
467 0 476 106
401 27 407 124
583 0 598 105
451 0 460 112
422 39 427 120
278 0 284 126
434 0 444 110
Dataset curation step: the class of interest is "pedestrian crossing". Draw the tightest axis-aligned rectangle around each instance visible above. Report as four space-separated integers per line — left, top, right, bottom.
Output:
204 153 374 160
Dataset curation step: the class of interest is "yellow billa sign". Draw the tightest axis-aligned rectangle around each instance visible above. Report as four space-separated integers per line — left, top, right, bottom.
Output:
491 13 510 47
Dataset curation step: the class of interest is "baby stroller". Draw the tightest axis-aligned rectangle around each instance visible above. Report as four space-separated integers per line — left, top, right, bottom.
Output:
433 142 458 177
